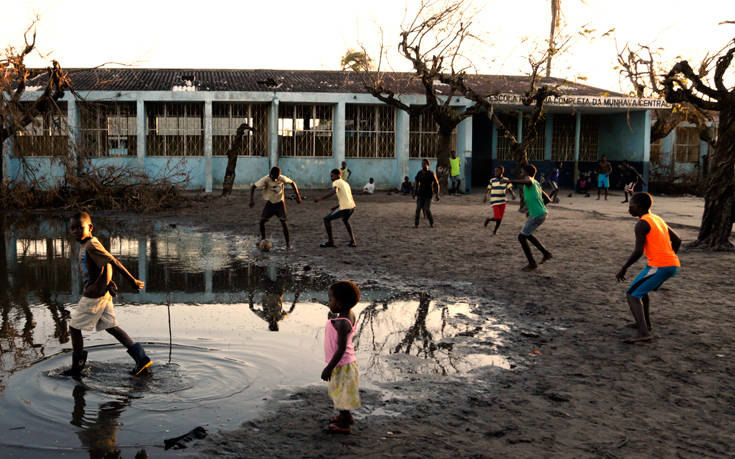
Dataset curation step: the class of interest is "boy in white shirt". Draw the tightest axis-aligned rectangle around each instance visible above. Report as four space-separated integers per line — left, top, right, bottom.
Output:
314 169 357 247
249 166 302 248
363 178 375 194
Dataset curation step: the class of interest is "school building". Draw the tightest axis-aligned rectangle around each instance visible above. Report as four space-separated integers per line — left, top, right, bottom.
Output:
5 69 668 191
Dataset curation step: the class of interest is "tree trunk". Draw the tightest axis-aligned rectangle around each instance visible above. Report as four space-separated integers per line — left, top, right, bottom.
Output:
436 127 453 194
221 124 249 197
693 104 734 250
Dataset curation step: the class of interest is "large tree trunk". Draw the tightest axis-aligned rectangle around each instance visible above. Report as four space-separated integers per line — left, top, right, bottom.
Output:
436 127 453 194
693 104 734 250
221 124 249 197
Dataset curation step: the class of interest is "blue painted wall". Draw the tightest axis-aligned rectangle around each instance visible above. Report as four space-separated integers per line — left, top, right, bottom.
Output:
211 156 270 187
277 157 335 188
599 111 647 161
341 158 399 191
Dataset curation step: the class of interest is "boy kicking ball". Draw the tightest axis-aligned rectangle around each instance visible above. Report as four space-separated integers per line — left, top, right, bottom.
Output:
314 169 357 248
616 193 681 343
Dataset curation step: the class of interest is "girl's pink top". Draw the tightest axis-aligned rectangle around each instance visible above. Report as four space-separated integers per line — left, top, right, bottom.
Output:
324 317 356 366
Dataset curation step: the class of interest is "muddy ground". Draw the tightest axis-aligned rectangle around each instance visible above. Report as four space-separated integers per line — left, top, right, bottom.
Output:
153 190 733 458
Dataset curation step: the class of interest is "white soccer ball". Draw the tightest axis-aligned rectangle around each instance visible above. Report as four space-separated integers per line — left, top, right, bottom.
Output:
258 239 273 252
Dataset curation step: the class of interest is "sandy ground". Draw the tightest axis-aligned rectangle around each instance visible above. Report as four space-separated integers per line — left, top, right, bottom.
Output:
152 188 734 457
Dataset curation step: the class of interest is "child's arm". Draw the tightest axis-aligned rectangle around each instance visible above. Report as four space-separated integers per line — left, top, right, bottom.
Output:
483 187 490 203
432 172 440 201
321 319 350 381
87 240 144 291
290 182 303 203
249 184 257 208
313 188 336 203
668 227 682 253
507 184 516 199
616 220 650 281
83 263 113 298
503 177 532 186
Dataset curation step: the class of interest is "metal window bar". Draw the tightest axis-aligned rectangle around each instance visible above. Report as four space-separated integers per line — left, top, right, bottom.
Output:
409 110 457 158
650 138 663 165
550 115 575 161
345 104 395 158
675 127 700 163
79 102 137 157
579 116 599 161
278 104 333 157
212 103 268 156
496 113 518 161
522 116 546 161
14 102 68 157
146 102 204 156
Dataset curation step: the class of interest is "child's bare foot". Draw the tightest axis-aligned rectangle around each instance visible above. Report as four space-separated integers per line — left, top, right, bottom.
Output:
521 264 538 272
484 218 491 227
626 322 652 332
541 253 553 264
623 334 652 344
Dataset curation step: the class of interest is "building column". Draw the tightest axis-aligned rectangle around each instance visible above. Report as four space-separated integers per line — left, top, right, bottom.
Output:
138 237 147 293
573 112 581 185
642 109 651 192
517 111 523 143
333 102 345 168
136 98 146 170
269 98 279 168
457 113 473 191
544 114 553 161
204 100 213 192
491 122 498 160
67 98 80 173
395 108 410 186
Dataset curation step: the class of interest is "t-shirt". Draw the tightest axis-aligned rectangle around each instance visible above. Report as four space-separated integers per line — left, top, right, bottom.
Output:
79 236 134 297
363 182 375 194
640 213 680 267
333 178 356 210
415 169 437 197
339 167 351 181
523 178 548 218
254 175 294 203
549 168 560 183
488 178 513 206
450 157 461 177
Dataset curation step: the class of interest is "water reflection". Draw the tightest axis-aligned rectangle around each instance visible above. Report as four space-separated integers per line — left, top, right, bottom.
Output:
71 384 129 458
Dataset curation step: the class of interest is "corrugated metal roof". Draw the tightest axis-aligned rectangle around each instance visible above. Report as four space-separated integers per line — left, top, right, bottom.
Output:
26 68 623 97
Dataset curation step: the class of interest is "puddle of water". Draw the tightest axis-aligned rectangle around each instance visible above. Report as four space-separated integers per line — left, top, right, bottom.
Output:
0 215 511 457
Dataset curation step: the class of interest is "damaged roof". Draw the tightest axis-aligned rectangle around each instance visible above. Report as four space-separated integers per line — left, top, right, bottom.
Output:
25 68 623 97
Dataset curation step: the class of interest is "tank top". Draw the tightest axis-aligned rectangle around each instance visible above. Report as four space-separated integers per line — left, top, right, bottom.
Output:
324 317 356 366
640 213 680 268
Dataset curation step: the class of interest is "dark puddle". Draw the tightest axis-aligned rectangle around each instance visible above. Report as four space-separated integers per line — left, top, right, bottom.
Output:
0 215 510 457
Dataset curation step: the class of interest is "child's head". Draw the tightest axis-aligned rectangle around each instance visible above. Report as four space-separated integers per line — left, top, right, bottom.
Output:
521 164 537 179
556 162 562 169
421 159 430 170
330 168 341 181
451 150 457 158
328 280 360 314
494 165 504 177
69 211 93 241
369 178 374 184
341 161 347 168
269 166 281 180
404 176 409 182
629 192 652 217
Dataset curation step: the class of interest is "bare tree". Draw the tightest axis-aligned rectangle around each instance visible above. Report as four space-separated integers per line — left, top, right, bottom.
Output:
0 22 69 180
221 123 253 196
546 0 562 78
662 37 735 249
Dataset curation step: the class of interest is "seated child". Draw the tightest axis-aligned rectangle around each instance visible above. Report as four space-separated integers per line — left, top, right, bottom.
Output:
363 178 375 194
400 176 414 195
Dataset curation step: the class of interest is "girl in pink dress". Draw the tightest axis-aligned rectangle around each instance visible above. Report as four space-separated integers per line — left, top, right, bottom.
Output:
321 280 361 433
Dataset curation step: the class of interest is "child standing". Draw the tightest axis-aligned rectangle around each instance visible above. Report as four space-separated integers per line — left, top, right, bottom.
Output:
321 280 361 433
66 212 151 376
483 165 515 235
616 192 681 343
314 169 357 248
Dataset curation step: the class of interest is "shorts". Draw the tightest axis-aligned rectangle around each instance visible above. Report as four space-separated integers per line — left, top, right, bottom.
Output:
598 173 609 188
324 208 355 222
492 203 506 220
551 181 559 190
450 175 461 186
328 361 361 411
261 201 286 221
520 213 547 236
627 266 680 298
70 293 118 331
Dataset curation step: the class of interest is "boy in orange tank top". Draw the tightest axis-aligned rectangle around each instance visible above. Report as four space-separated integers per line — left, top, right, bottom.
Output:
616 193 681 343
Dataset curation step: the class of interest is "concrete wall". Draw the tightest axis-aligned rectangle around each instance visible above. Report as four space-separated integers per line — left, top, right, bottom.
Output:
598 111 650 162
650 123 711 183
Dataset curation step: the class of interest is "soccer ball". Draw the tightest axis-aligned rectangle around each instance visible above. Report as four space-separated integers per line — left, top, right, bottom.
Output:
258 239 273 252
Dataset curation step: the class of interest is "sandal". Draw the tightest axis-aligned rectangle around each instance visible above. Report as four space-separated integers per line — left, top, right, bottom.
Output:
324 423 351 434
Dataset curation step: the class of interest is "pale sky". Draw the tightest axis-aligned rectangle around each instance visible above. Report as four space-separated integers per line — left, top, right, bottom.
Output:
2 0 733 94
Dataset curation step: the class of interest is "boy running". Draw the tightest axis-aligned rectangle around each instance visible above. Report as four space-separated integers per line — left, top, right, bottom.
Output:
483 166 515 235
66 212 151 377
413 158 440 228
502 164 552 271
549 162 561 203
616 192 681 343
249 166 302 249
314 169 357 248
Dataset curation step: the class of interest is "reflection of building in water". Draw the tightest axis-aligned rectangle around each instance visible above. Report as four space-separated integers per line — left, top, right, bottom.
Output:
248 265 299 332
71 384 131 458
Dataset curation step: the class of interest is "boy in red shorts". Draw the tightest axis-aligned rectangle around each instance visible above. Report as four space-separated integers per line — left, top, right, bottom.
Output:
483 166 516 235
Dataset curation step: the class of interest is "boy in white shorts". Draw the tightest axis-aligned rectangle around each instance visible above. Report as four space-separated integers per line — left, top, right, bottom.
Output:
65 212 151 377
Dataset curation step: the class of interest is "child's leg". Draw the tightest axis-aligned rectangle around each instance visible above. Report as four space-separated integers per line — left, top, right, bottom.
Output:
625 294 652 341
280 220 290 247
342 218 356 245
108 326 153 374
106 326 134 348
527 234 552 261
424 200 434 226
338 410 353 426
70 326 84 354
415 198 422 226
642 294 652 331
323 219 334 244
259 218 268 241
517 233 537 269
493 219 502 234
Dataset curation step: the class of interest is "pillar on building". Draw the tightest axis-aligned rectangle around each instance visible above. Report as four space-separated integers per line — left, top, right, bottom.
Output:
395 108 410 186
67 98 80 174
204 100 213 193
491 122 498 160
136 98 146 170
457 113 473 191
573 112 581 185
544 114 553 161
642 109 651 192
333 102 345 168
517 111 523 143
268 98 279 168
138 237 147 293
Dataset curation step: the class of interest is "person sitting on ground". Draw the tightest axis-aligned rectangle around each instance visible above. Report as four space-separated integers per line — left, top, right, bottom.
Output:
314 169 357 248
321 280 361 434
362 178 375 195
483 166 516 235
616 192 681 343
619 160 647 203
400 176 414 195
249 166 302 249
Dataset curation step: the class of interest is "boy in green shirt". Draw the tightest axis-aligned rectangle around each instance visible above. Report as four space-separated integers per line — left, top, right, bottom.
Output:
502 164 552 271
449 151 462 195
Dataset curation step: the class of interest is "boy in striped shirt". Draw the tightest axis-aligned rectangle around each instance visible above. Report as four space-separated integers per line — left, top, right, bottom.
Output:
483 166 516 235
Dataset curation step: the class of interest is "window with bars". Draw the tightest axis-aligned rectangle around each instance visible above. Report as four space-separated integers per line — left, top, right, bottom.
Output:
496 113 518 160
551 115 575 161
522 116 546 161
146 102 203 156
675 126 701 163
13 102 68 157
79 102 137 157
213 103 269 156
409 110 457 158
579 116 599 161
650 138 663 164
345 104 395 158
278 104 333 157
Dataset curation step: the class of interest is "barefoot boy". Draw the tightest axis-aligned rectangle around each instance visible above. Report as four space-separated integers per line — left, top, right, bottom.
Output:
502 164 552 271
484 165 515 235
314 169 357 247
616 192 681 343
250 167 302 249
66 212 151 376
